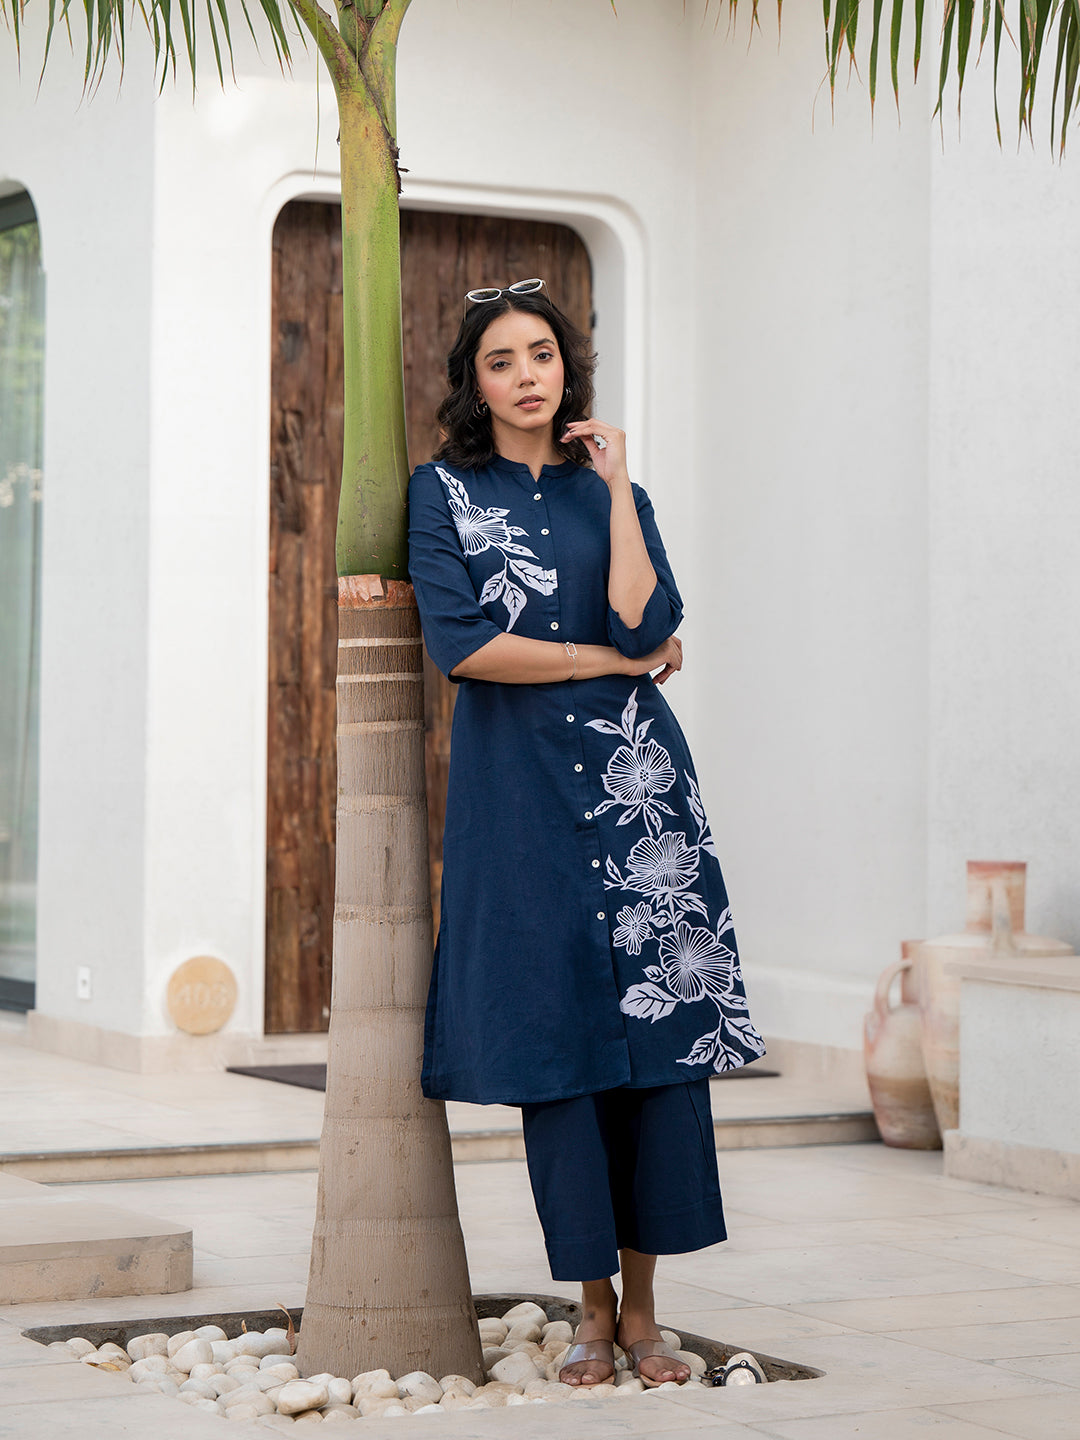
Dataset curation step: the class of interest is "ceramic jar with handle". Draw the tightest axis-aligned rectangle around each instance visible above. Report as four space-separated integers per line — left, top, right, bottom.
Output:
864 942 941 1149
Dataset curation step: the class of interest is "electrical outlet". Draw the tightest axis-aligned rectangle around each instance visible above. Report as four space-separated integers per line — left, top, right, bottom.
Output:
76 966 92 1001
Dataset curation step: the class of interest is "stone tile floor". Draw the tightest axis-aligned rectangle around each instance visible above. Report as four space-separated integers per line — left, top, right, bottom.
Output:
0 1017 873 1165
2 1135 1079 1438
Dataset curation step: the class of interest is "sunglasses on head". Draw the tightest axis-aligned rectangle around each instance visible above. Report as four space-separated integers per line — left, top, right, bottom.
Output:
463 277 545 319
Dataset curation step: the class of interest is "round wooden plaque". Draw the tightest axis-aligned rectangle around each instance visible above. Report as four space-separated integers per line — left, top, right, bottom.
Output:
167 956 237 1035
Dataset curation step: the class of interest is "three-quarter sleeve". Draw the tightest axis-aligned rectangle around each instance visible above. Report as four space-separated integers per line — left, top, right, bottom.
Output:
605 485 684 659
408 463 505 681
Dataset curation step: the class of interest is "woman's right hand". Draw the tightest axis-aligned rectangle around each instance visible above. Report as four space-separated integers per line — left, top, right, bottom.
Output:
624 635 683 685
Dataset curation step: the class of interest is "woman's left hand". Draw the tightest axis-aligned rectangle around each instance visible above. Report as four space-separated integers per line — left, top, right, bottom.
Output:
560 418 628 488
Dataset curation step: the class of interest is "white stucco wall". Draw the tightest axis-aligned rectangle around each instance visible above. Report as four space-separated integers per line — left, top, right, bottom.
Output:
1 23 157 1035
927 57 1080 952
688 7 931 1045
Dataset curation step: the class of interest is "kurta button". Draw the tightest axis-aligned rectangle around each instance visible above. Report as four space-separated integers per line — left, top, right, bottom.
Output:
566 714 575 723
574 764 583 772
533 492 542 500
584 811 593 820
550 621 560 631
597 911 606 920
541 528 550 535
592 859 600 868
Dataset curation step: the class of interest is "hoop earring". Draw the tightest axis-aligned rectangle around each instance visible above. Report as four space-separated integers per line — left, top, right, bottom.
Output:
474 398 489 417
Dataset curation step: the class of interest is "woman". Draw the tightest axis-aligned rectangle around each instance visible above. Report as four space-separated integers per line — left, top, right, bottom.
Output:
407 279 764 1389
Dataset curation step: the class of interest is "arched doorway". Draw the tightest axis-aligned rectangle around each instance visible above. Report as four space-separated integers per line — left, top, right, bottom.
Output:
265 204 593 1033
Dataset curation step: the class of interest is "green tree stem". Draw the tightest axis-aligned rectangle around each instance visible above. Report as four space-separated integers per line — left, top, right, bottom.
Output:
334 80 410 579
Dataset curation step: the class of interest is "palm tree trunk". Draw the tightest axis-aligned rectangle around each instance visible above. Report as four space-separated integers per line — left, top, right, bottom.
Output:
297 578 482 1382
293 0 483 1382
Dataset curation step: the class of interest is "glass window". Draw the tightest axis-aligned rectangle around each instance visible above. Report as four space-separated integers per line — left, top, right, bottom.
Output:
0 192 44 1012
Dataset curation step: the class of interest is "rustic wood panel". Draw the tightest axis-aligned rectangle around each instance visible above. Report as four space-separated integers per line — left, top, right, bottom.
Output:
266 204 592 1031
266 202 341 1034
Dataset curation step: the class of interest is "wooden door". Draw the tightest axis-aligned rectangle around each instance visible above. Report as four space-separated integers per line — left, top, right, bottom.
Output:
266 204 593 1033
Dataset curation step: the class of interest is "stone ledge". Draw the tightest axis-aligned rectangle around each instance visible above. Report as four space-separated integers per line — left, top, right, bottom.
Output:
0 1181 193 1305
945 953 1080 991
944 1129 1080 1202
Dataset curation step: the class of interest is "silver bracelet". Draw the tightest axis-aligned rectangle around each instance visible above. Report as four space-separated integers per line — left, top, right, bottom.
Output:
563 641 578 681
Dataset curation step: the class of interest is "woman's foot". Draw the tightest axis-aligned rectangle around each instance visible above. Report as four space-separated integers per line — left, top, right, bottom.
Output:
616 1311 690 1388
559 1284 617 1386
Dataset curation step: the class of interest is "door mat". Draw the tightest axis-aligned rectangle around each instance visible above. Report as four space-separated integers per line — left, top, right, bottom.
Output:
227 1061 779 1092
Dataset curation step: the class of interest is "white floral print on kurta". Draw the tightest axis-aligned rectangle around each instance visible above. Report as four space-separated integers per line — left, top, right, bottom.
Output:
586 688 766 1074
438 467 557 630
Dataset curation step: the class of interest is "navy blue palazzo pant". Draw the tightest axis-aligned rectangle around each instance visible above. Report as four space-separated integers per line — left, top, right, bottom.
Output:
520 1078 727 1282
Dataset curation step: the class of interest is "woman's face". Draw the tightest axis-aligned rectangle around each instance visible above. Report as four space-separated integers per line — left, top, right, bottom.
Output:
474 308 565 443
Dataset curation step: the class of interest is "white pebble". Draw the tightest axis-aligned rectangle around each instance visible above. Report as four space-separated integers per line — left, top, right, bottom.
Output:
500 1302 548 1328
380 1405 408 1418
221 1384 260 1407
211 1340 237 1363
490 1352 543 1388
351 1369 398 1401
294 1412 325 1424
208 1373 242 1397
129 1355 171 1380
397 1371 442 1404
77 1351 102 1365
261 1417 297 1430
660 1330 681 1349
65 1337 96 1359
126 1324 169 1359
356 1396 396 1418
323 1378 351 1405
477 1318 508 1344
414 1403 445 1414
179 1378 217 1398
481 1346 508 1369
260 1353 296 1370
235 1331 285 1359
225 1357 261 1375
171 1339 215 1373
166 1331 196 1358
188 1362 223 1379
262 1362 300 1383
193 1325 228 1341
227 1404 262 1421
676 1348 707 1376
438 1375 476 1398
541 1320 573 1341
277 1379 330 1416
134 1377 179 1397
504 1322 542 1346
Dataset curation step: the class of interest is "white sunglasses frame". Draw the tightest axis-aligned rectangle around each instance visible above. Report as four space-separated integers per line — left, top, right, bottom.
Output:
463 277 545 319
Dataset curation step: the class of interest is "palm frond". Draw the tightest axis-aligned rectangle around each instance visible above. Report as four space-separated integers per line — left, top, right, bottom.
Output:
0 0 297 92
727 0 1080 151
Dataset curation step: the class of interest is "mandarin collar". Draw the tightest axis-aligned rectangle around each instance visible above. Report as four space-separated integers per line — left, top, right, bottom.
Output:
488 454 580 481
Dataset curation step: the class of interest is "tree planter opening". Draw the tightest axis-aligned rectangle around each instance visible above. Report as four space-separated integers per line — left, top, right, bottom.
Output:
23 1294 823 1417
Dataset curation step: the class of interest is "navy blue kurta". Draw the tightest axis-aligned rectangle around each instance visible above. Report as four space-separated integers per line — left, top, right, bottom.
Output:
408 455 765 1105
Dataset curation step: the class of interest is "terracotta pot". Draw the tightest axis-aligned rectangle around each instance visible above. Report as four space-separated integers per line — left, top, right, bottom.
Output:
864 950 941 1150
913 862 1073 1133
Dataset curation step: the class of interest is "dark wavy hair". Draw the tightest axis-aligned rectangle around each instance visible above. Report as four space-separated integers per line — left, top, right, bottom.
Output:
433 289 597 470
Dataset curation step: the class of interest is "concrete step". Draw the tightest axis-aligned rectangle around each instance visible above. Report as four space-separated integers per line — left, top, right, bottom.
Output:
0 1105 878 1183
0 1173 192 1305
